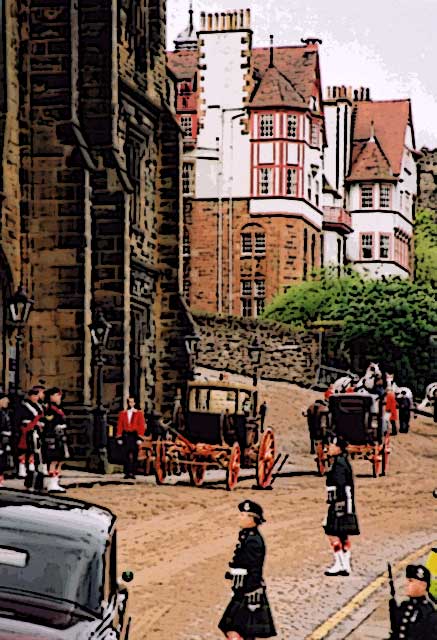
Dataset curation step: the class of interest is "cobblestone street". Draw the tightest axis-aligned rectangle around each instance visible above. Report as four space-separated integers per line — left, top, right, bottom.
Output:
62 373 437 640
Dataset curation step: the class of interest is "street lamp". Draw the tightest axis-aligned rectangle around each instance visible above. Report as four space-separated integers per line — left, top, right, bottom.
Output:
184 333 200 378
7 285 34 398
248 336 263 417
89 309 112 473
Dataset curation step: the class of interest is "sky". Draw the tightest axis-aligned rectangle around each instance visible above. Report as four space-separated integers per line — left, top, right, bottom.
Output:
167 0 437 149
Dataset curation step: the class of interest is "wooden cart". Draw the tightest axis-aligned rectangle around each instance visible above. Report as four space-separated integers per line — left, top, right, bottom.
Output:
314 393 391 478
152 380 277 491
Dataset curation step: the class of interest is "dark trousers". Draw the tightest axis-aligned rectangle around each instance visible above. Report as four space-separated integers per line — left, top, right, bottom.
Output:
123 431 139 476
399 411 410 433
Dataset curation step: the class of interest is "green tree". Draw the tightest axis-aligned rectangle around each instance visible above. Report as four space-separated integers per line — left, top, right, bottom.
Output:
414 208 437 285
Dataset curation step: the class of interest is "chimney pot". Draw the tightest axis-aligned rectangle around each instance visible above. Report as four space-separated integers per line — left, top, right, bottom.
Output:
200 11 205 29
246 8 251 28
207 13 212 30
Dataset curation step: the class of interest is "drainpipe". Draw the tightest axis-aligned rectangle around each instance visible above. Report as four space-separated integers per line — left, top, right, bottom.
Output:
229 111 246 315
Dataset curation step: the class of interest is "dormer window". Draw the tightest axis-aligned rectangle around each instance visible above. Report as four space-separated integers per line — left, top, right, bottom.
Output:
259 114 274 138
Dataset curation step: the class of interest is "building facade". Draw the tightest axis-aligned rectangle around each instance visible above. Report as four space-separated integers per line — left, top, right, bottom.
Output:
0 0 190 448
169 9 418 317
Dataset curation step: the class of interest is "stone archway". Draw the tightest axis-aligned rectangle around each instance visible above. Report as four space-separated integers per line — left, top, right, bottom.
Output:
0 249 13 389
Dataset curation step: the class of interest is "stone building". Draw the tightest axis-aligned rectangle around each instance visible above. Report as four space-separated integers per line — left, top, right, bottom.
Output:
0 0 191 449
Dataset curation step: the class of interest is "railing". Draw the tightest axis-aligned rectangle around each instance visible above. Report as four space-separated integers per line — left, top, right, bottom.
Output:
323 206 352 228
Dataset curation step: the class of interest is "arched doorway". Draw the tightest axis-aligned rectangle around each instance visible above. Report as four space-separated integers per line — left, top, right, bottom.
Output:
0 249 13 389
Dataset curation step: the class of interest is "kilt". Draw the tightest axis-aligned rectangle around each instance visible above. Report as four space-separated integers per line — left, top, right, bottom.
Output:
324 504 360 537
42 428 70 462
218 589 277 638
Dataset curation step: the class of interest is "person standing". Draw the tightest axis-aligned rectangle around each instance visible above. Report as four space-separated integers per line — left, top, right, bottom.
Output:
218 500 277 640
17 385 45 481
387 564 437 639
42 387 70 492
116 396 146 479
259 401 267 431
398 391 412 434
323 435 360 576
0 390 14 487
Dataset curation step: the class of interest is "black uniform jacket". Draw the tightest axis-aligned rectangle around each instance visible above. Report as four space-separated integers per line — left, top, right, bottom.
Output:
389 596 437 639
230 527 265 594
324 453 360 537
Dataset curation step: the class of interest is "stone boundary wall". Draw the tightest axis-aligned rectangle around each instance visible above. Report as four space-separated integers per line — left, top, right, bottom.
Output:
193 313 319 386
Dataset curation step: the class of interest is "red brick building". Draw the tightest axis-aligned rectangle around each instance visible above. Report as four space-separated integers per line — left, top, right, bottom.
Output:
168 11 325 316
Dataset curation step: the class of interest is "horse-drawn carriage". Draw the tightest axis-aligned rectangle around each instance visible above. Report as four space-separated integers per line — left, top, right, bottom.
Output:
310 392 391 478
141 379 276 491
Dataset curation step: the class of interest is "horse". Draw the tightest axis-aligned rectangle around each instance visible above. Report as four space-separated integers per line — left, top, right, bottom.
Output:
417 382 437 411
331 363 381 394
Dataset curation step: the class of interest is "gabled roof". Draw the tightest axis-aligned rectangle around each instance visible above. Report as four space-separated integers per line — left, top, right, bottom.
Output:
251 46 320 110
250 64 306 108
167 50 198 80
348 137 394 181
348 100 413 180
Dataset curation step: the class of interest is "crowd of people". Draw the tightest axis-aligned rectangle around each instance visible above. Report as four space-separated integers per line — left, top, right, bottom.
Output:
0 384 69 492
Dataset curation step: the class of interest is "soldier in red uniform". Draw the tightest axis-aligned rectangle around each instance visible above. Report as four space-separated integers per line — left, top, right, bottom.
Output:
116 396 146 479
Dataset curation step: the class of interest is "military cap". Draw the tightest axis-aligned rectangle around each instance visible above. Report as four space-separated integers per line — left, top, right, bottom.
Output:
406 564 431 587
238 500 265 523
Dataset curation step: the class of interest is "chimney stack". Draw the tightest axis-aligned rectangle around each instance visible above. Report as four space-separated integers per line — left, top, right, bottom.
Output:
269 34 274 67
199 8 252 31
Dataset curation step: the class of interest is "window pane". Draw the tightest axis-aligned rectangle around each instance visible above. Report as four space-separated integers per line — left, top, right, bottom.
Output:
380 184 390 209
255 297 265 316
241 298 252 317
254 233 266 255
255 280 265 297
361 234 373 259
361 185 373 208
259 168 272 195
287 114 297 138
182 162 194 195
241 233 252 255
260 114 274 138
286 168 297 196
379 235 390 259
180 116 192 137
241 280 252 296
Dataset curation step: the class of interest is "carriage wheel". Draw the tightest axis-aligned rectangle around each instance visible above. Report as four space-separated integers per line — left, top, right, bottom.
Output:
381 435 390 476
154 441 167 485
316 442 326 477
189 463 206 487
372 450 382 478
256 429 276 488
226 443 241 491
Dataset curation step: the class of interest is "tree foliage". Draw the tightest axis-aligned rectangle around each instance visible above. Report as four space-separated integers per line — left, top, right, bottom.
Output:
263 269 437 393
414 208 437 286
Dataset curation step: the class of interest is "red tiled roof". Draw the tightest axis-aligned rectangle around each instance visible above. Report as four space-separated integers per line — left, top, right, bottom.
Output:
349 100 412 178
251 46 319 109
167 50 198 79
348 138 394 181
250 64 306 108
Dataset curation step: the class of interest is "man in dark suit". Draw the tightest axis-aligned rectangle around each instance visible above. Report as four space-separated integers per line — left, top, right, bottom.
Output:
387 564 437 639
116 396 146 479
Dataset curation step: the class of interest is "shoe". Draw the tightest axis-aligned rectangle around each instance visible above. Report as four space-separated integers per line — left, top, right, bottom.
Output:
46 475 66 493
325 551 348 576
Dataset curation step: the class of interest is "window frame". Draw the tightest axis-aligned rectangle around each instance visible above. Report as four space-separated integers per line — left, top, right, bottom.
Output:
379 233 391 260
360 232 374 260
259 113 274 138
241 232 253 256
259 167 273 196
182 161 195 196
286 167 298 196
360 184 374 209
287 114 298 139
180 115 193 137
379 184 391 209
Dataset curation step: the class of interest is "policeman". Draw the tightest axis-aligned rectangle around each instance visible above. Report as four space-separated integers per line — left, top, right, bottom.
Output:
218 500 277 640
323 435 360 576
0 389 13 486
388 564 437 639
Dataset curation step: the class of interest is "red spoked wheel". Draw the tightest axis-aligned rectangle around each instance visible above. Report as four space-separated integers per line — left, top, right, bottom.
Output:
372 447 382 478
226 443 241 491
256 428 276 488
381 433 390 476
315 442 326 477
154 440 167 485
189 462 206 487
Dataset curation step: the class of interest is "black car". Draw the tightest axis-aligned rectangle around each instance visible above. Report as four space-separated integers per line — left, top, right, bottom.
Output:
0 489 132 639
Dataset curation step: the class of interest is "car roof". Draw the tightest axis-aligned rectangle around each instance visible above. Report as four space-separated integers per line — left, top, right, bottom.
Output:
0 489 115 546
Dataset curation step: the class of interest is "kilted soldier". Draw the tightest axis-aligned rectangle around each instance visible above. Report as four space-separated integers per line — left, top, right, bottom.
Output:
387 564 437 639
218 500 277 640
0 389 14 486
42 388 70 492
323 435 360 576
17 385 45 480
398 391 412 434
116 396 146 479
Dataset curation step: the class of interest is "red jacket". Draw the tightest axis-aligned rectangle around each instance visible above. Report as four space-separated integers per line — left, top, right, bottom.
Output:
116 410 146 438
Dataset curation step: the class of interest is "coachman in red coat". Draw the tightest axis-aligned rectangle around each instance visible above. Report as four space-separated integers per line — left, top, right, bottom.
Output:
116 397 146 479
